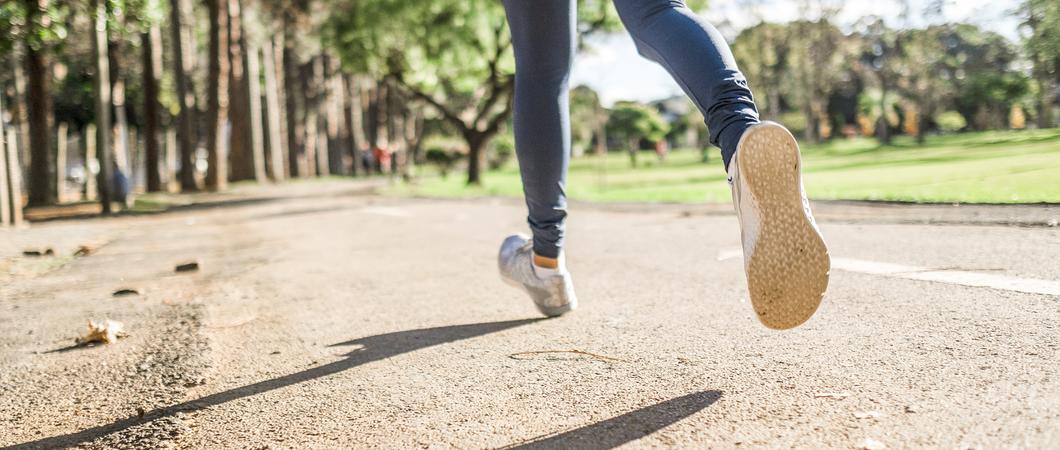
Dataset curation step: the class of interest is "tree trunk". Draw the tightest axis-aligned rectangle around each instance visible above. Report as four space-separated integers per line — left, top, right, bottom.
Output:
0 107 9 225
282 22 304 177
385 79 402 178
916 104 930 144
402 109 423 180
128 127 141 193
170 0 198 191
767 89 782 120
12 51 30 168
365 83 381 150
4 126 25 225
343 75 364 176
878 81 891 144
165 128 178 192
246 41 267 181
261 37 286 181
24 0 56 206
326 68 346 176
1038 77 1055 129
226 0 255 182
803 103 818 143
304 109 318 177
300 59 318 177
594 107 607 156
311 56 329 177
205 0 229 190
84 125 97 200
109 42 130 175
56 122 67 202
142 27 163 192
91 0 114 212
628 137 639 168
466 133 484 185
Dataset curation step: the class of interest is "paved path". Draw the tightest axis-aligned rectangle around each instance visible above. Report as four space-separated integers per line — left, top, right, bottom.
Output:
1 181 1057 449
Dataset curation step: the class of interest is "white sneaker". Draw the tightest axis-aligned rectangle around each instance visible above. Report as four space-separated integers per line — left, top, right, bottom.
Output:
498 234 577 317
728 122 830 329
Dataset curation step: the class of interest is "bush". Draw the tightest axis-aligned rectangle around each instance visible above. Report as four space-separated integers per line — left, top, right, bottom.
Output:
489 134 515 170
425 147 463 178
935 111 967 133
778 111 807 137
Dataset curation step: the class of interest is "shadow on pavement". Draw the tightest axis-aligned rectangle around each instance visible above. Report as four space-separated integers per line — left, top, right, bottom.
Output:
503 390 722 450
8 318 541 449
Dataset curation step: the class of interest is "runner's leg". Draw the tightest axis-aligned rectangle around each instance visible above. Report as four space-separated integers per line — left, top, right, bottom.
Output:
502 0 576 260
612 0 759 169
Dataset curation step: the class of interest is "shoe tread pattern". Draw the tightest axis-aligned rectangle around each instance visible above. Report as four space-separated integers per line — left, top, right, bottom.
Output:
738 123 830 330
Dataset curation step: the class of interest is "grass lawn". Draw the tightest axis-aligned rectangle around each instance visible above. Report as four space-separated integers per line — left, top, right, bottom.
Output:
390 129 1060 204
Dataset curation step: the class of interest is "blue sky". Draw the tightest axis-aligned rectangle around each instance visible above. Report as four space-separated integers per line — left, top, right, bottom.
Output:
571 0 1024 105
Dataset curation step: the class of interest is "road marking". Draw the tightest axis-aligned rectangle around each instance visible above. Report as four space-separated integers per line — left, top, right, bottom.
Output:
717 249 1060 296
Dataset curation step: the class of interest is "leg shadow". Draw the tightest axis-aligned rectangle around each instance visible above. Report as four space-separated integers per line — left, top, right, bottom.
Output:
504 390 722 450
8 318 541 449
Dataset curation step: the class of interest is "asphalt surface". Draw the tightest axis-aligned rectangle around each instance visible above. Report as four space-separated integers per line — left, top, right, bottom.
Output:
1 180 1057 449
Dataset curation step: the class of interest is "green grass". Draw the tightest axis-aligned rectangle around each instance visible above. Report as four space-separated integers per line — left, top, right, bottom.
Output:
390 129 1060 204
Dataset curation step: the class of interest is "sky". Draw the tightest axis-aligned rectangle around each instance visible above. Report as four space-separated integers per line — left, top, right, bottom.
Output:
570 0 1025 106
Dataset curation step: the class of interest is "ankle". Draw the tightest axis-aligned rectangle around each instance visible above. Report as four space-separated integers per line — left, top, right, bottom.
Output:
533 254 559 269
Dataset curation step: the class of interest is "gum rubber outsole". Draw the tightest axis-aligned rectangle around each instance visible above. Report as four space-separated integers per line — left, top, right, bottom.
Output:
737 123 830 330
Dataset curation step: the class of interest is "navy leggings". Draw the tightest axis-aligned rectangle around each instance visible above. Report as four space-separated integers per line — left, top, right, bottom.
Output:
503 0 760 258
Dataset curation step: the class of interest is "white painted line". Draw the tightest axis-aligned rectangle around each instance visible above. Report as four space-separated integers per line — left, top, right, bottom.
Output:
831 258 1060 297
716 249 1060 296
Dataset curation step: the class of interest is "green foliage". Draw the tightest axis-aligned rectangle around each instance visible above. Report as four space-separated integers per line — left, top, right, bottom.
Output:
606 101 670 146
1020 0 1060 76
489 133 515 169
114 0 167 35
935 111 967 132
857 89 901 126
570 84 604 153
0 0 70 54
779 111 808 137
732 22 791 117
326 0 512 107
425 146 464 178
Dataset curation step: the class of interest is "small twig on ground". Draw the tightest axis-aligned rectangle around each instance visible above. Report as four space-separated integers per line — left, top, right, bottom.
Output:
508 349 626 363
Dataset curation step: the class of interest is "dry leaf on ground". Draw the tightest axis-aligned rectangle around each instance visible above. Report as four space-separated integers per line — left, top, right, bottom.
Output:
75 320 129 345
74 245 96 257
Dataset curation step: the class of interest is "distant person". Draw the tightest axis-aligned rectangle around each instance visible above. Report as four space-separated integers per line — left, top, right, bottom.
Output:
497 0 830 329
112 161 131 208
654 140 669 162
371 145 391 174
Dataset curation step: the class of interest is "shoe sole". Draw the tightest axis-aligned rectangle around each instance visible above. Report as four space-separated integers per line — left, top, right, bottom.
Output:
736 122 830 330
500 274 575 317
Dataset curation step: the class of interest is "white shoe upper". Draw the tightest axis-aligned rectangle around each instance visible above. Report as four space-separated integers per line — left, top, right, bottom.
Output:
498 234 577 317
727 160 760 270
